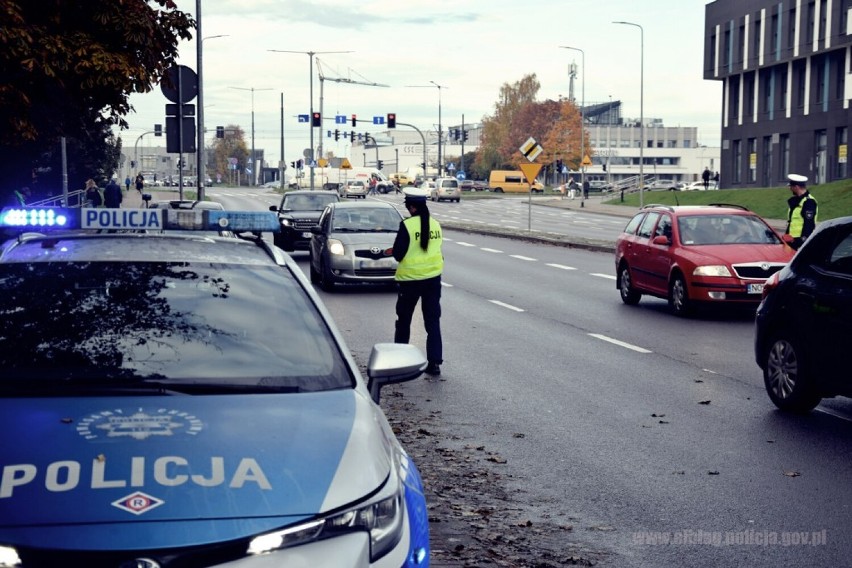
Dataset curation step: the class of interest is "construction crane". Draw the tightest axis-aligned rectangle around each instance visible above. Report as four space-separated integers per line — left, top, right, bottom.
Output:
316 58 389 158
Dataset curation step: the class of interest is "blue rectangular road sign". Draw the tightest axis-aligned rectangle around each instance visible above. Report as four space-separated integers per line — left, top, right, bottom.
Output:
335 115 346 124
372 116 385 125
298 114 309 123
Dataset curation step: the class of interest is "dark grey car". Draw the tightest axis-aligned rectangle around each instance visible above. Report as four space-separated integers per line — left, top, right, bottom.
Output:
269 190 340 252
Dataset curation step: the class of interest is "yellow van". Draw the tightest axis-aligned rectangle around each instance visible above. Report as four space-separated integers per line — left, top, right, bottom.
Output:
488 170 545 193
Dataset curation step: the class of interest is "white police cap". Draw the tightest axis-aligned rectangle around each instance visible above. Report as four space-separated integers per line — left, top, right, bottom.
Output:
403 187 429 201
787 174 807 186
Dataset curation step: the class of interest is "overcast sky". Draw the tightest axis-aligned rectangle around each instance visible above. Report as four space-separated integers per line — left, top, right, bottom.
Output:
120 0 721 164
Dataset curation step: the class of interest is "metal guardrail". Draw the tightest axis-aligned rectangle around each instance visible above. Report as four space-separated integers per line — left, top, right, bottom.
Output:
27 189 88 208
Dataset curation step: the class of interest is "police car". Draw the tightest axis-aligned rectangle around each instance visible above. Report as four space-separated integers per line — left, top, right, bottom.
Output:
0 207 430 567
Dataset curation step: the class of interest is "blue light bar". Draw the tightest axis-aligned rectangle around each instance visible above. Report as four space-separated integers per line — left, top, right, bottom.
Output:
0 207 280 233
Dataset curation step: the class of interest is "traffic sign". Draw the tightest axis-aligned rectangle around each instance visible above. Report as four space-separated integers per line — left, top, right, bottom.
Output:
335 115 346 124
518 163 542 185
519 137 543 162
456 171 466 181
447 162 455 171
340 158 353 170
581 154 593 167
298 114 309 123
317 158 329 167
372 116 385 125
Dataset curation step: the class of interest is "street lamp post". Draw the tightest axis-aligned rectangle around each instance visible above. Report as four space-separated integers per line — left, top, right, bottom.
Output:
197 30 229 200
406 82 447 176
267 50 353 190
613 20 644 208
559 46 585 207
229 86 272 187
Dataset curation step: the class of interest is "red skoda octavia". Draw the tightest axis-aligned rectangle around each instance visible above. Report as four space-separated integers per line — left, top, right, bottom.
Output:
615 204 795 316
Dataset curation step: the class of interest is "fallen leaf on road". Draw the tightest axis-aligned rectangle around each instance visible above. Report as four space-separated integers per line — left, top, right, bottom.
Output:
699 400 711 405
708 470 720 475
783 470 801 477
651 413 666 418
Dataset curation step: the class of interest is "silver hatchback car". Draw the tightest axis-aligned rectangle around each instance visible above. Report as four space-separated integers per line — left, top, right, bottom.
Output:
430 177 461 202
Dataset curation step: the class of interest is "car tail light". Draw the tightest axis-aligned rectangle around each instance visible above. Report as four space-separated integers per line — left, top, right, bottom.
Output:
761 271 780 300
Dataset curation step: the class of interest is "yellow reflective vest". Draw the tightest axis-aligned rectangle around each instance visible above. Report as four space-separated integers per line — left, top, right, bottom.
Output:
395 216 443 281
787 193 818 238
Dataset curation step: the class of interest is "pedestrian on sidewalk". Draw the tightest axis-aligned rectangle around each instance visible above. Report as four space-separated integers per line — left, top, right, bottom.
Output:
135 173 145 193
84 179 102 207
104 176 123 208
124 175 131 192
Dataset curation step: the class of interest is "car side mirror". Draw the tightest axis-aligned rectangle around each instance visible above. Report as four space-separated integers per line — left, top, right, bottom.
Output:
652 235 670 245
268 205 278 212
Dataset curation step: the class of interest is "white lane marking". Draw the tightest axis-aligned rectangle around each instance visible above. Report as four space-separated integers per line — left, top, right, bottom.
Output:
588 333 652 353
591 273 617 280
489 300 525 312
481 247 503 253
441 281 453 287
456 242 477 247
547 263 576 270
510 255 537 261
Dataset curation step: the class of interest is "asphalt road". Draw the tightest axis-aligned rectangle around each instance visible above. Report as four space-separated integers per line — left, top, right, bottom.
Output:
166 187 852 567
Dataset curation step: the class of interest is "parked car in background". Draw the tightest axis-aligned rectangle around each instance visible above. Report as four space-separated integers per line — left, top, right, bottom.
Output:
681 181 715 191
309 201 404 291
269 190 340 252
472 180 490 192
615 204 795 316
459 180 475 191
430 177 461 202
755 215 852 413
644 179 682 191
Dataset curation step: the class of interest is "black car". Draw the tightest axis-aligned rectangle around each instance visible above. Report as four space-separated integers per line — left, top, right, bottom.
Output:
269 190 339 252
755 215 852 412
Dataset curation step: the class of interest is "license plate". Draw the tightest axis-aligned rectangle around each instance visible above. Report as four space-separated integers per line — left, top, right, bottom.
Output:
360 258 395 269
747 283 764 294
301 232 312 238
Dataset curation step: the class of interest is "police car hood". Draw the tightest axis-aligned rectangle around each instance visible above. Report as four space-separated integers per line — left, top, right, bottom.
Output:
0 390 396 549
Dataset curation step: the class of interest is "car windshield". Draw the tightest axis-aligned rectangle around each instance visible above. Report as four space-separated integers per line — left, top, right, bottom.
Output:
0 260 351 391
332 208 401 232
283 194 337 211
678 214 780 245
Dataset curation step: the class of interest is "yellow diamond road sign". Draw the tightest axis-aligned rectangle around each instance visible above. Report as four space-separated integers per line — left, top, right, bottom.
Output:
519 137 543 162
317 158 328 168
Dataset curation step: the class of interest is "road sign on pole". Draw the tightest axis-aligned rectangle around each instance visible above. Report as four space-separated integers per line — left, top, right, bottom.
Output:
518 163 542 185
519 137 543 162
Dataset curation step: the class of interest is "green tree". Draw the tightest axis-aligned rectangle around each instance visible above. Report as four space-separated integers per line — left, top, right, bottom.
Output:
0 0 194 195
211 125 248 185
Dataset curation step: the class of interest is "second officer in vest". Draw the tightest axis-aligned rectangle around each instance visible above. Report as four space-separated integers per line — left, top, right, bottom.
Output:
393 187 444 376
783 173 818 250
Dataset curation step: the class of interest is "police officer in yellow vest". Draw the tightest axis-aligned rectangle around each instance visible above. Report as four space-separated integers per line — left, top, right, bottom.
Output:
393 187 444 375
782 173 818 250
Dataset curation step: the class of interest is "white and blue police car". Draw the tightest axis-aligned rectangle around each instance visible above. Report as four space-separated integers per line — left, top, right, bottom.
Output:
0 207 430 567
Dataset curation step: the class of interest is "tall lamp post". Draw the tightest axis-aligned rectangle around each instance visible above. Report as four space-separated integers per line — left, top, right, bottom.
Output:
406 81 447 176
267 50 353 190
559 46 585 206
229 86 272 186
197 32 229 200
613 20 644 208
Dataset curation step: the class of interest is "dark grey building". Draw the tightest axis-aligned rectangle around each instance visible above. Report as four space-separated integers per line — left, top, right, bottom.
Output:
705 0 852 188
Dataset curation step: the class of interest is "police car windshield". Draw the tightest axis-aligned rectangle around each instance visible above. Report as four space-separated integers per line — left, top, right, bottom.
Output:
0 260 351 392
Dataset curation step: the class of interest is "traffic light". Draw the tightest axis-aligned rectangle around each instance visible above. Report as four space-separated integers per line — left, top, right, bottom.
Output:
602 163 607 172
334 129 340 141
290 161 295 168
421 162 426 171
216 125 225 138
350 131 355 142
351 114 357 127
387 113 396 128
154 123 162 136
311 112 321 127
377 160 383 169
462 130 469 142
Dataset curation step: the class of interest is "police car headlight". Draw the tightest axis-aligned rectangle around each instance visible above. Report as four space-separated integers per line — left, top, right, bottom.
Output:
693 265 732 277
280 218 294 227
328 239 345 256
247 488 404 561
0 545 21 567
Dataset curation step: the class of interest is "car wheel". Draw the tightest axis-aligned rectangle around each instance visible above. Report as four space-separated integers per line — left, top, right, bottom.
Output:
309 254 320 284
320 259 336 291
618 264 641 305
668 273 692 316
763 334 821 413
494 188 503 193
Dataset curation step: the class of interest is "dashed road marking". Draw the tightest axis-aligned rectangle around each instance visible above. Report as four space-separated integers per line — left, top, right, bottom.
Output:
546 263 576 270
588 333 652 353
591 273 617 280
489 300 525 312
510 255 537 261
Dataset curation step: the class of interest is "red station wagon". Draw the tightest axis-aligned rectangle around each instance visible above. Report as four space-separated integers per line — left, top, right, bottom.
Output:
615 204 796 316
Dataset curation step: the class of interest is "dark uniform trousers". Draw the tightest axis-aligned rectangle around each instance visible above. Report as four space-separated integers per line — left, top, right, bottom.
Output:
394 275 443 364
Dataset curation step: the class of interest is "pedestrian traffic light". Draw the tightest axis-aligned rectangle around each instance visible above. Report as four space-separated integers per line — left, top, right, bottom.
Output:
377 160 383 169
154 124 162 136
462 129 469 142
216 126 225 138
334 129 340 141
311 112 321 127
351 114 357 127
387 113 396 128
